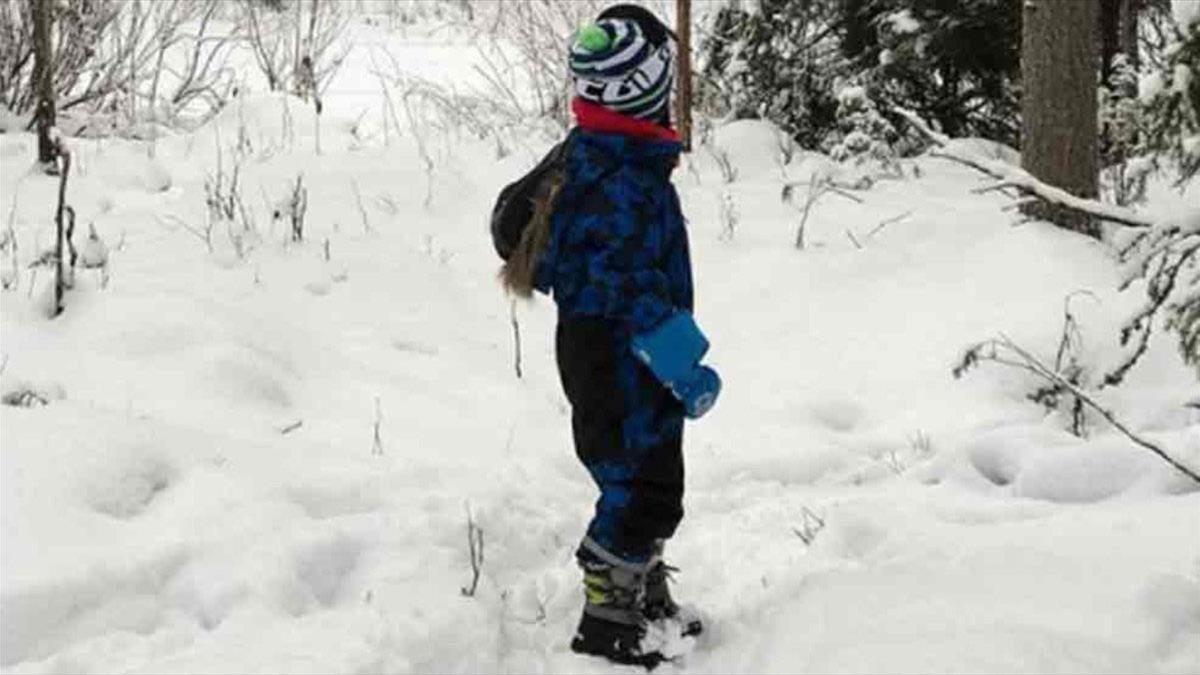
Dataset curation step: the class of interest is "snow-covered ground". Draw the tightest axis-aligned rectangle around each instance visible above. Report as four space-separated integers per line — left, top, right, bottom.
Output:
2 17 1199 675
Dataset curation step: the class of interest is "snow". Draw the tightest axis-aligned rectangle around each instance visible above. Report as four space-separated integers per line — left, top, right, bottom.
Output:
2 13 1200 675
941 137 1021 166
895 106 1156 229
1175 63 1194 94
835 84 867 105
708 119 794 179
78 227 109 270
1173 0 1200 29
1139 72 1165 104
883 9 922 35
1184 134 1200 158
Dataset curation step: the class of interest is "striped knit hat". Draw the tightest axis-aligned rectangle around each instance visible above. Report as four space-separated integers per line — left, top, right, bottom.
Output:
568 17 674 120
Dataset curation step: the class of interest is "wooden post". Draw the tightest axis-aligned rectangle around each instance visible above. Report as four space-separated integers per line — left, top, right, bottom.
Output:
675 0 693 151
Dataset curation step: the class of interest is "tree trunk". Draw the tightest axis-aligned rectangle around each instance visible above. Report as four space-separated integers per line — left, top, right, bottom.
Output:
1021 0 1100 238
1101 0 1140 83
1119 0 1139 72
32 0 56 169
841 0 876 61
1100 0 1121 85
675 0 693 152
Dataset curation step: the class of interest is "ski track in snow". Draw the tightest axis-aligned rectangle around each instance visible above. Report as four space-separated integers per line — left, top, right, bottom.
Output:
3 18 1200 675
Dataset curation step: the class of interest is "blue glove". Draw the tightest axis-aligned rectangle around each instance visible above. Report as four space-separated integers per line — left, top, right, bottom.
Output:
632 313 721 419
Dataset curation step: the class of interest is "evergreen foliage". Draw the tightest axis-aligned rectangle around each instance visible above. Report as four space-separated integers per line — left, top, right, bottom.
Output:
699 0 1022 152
1138 10 1200 183
699 0 842 150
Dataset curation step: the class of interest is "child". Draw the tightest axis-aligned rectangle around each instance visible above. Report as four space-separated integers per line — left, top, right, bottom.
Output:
507 4 722 667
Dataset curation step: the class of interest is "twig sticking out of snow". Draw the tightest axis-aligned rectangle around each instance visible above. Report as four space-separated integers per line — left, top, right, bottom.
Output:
371 397 384 456
2 216 18 292
397 91 435 211
461 503 484 597
718 189 738 242
50 134 73 318
161 215 213 253
709 145 738 184
895 107 1153 230
783 173 865 249
288 174 307 243
867 210 913 239
351 180 372 234
792 506 826 546
956 334 1200 484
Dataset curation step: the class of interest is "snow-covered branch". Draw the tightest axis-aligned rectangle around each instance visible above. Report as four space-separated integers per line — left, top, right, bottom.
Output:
895 107 1154 229
909 105 1198 416
957 334 1200 484
1107 212 1200 384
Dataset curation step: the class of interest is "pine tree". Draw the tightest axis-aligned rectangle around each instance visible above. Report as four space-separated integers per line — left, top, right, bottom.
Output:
699 0 843 149
699 0 1021 151
852 0 1023 144
1139 5 1200 183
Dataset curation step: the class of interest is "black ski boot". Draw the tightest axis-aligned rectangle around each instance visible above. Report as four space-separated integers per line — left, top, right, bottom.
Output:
643 542 703 637
570 544 665 669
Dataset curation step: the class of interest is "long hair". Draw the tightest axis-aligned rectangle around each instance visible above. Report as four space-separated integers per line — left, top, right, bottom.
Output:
498 170 564 298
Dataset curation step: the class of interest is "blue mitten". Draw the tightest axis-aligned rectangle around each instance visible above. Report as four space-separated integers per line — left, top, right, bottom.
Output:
671 365 721 419
632 313 721 419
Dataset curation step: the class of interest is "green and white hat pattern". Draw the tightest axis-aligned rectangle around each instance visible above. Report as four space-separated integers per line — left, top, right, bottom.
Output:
569 18 673 120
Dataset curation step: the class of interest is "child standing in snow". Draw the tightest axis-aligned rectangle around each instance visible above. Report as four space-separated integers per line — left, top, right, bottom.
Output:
495 4 720 667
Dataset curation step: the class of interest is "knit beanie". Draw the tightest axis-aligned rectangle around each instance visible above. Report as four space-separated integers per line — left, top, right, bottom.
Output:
568 11 674 121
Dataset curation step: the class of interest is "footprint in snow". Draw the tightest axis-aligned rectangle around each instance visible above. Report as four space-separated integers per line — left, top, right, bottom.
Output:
287 481 381 520
808 399 867 433
80 449 176 519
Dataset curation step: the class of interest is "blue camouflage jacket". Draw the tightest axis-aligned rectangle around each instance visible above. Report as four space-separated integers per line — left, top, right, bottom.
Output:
534 130 692 335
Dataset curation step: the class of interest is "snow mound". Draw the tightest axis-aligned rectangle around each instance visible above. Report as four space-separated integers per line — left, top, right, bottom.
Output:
710 119 795 179
182 92 332 163
1141 72 1167 103
785 150 840 182
84 143 174 194
0 106 29 134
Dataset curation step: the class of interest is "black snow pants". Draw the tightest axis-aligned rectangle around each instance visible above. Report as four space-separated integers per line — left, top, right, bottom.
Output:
555 315 685 564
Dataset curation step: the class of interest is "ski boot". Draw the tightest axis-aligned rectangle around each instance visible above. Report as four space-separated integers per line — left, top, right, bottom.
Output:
643 542 703 637
570 544 665 669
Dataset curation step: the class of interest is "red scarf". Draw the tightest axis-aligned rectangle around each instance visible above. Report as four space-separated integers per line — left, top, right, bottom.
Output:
572 98 680 143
